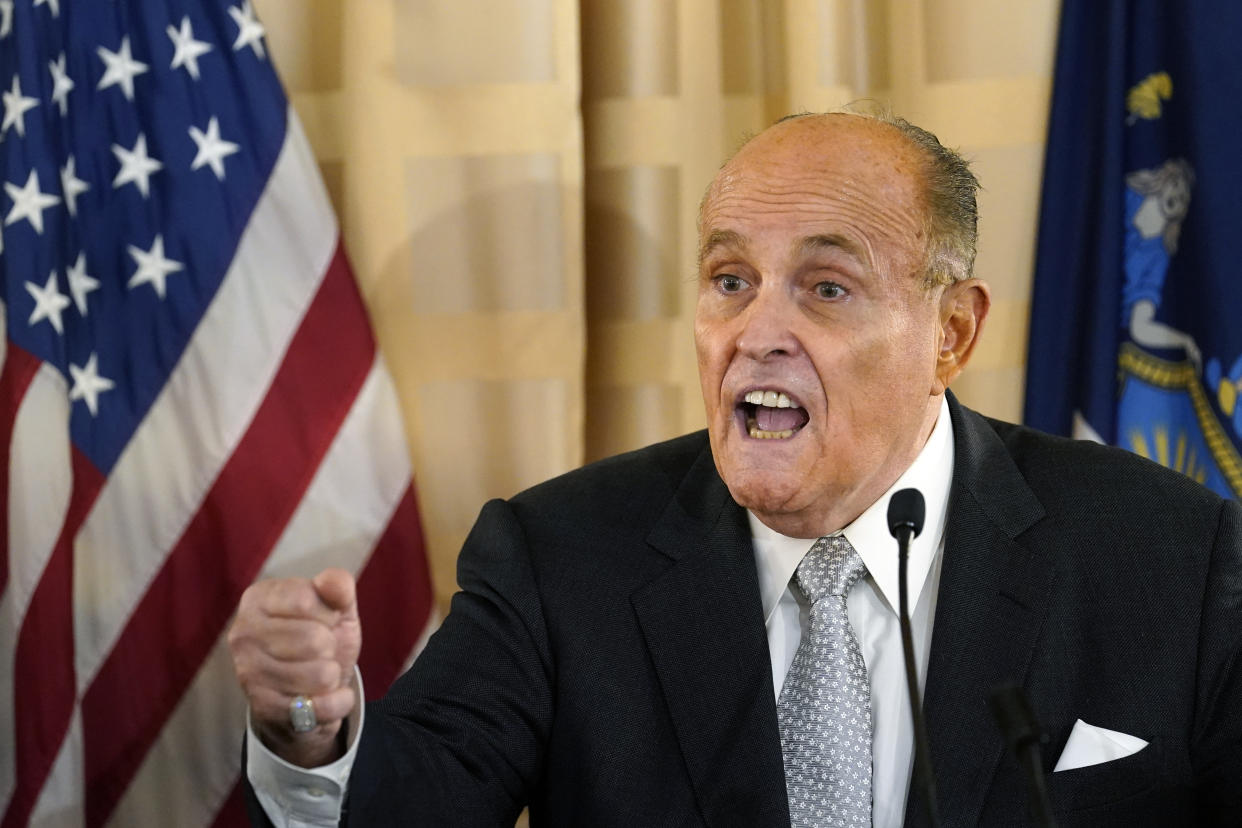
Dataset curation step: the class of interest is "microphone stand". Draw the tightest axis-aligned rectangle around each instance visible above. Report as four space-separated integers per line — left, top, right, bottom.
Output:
989 685 1058 828
888 489 940 828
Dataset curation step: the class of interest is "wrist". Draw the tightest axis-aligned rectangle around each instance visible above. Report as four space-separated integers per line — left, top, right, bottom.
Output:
256 718 345 769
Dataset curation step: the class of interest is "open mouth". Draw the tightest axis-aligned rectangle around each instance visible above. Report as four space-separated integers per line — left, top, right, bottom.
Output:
738 389 810 440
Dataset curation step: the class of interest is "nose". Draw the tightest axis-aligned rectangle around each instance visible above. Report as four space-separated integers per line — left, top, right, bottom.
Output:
735 287 801 361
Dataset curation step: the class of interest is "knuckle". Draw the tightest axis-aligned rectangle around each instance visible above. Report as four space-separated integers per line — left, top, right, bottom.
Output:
289 584 318 617
310 626 336 660
311 660 339 691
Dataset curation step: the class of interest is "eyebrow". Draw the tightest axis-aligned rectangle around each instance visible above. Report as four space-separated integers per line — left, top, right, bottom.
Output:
697 230 868 270
697 229 747 268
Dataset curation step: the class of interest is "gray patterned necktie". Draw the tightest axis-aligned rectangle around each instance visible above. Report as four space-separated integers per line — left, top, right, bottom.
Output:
777 535 872 827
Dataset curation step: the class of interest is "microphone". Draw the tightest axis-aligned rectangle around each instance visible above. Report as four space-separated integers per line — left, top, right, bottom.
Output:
888 488 925 544
989 685 1058 827
887 488 939 827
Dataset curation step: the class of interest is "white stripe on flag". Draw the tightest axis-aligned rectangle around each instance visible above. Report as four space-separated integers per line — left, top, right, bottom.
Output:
107 357 413 827
0 365 72 814
266 356 412 571
29 707 84 828
72 110 337 692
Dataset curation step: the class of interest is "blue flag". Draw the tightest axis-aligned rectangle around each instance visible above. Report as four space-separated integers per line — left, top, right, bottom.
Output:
1025 0 1242 499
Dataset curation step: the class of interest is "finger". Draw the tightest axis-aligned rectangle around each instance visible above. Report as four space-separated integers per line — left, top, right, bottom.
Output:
248 684 356 733
247 653 351 698
257 577 342 625
246 617 339 662
312 568 357 618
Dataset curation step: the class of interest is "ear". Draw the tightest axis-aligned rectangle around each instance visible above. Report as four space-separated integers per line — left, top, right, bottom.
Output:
933 278 990 394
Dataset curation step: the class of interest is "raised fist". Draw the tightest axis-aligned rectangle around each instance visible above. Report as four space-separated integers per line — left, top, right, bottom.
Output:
228 568 362 767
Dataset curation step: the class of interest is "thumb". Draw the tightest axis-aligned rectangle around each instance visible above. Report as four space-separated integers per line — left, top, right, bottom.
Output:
312 568 357 619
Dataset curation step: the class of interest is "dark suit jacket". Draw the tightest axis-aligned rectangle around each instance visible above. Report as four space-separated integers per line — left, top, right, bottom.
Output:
248 395 1242 826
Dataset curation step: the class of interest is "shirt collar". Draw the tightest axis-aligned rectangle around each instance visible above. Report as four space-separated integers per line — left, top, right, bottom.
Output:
748 395 955 623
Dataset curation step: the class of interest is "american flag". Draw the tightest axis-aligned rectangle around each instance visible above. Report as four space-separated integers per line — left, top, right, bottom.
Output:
0 1 434 825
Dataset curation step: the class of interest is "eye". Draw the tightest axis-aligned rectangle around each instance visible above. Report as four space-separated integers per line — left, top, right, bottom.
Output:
713 274 748 294
814 281 845 299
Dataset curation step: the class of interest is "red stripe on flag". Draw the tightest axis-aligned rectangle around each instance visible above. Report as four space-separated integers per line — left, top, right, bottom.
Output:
1 449 106 828
79 245 376 827
0 343 43 595
356 485 434 700
208 780 246 828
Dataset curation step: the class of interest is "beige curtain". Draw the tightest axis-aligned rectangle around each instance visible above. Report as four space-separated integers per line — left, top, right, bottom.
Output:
254 0 1060 614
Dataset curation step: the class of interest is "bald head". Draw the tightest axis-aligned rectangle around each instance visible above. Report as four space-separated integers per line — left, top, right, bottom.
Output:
701 111 980 287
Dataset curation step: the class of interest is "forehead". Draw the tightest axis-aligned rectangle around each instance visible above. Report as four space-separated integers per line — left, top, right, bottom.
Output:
699 115 928 260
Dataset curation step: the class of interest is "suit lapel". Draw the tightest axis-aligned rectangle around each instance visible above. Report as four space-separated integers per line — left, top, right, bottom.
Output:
631 444 790 827
905 396 1053 826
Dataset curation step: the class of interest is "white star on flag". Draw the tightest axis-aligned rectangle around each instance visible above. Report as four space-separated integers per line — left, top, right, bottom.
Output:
25 271 71 334
112 133 163 198
97 36 149 101
2 75 39 137
4 170 60 234
66 252 100 315
60 155 90 216
167 16 213 80
189 117 240 180
68 352 115 416
228 2 266 58
127 234 184 298
33 0 57 17
0 0 12 39
49 53 75 116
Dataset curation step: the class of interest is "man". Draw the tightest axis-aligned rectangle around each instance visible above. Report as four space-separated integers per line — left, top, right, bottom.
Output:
229 111 1242 826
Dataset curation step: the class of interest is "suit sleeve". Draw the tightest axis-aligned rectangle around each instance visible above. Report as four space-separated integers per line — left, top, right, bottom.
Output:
1192 497 1242 822
342 497 554 826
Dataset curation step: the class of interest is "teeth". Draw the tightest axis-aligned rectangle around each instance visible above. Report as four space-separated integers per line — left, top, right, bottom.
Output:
744 389 793 408
748 426 794 439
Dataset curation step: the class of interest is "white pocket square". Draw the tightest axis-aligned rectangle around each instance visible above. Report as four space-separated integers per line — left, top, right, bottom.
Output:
1053 719 1149 772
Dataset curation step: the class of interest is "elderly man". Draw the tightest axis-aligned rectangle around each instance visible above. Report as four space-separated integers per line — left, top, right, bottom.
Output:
230 111 1242 826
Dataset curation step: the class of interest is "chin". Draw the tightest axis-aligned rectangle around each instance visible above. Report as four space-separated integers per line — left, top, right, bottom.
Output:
722 470 807 517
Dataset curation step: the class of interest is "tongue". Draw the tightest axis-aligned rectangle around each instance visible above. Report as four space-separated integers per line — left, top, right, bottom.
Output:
756 405 809 432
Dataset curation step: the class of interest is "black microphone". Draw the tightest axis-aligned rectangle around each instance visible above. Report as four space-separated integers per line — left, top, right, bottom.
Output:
989 685 1058 827
887 488 939 828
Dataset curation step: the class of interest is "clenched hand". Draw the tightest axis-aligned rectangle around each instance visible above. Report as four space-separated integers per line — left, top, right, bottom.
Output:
228 568 362 768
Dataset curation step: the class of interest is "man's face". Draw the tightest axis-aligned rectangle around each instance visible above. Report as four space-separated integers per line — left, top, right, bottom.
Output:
695 115 974 537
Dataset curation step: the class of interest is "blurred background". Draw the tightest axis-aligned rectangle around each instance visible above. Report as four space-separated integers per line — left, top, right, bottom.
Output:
11 1 1241 825
252 0 1058 614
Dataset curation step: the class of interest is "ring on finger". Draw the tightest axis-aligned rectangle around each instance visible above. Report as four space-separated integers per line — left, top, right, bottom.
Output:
289 695 318 733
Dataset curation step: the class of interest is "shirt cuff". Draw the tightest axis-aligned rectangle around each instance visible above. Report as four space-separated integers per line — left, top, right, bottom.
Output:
246 668 365 828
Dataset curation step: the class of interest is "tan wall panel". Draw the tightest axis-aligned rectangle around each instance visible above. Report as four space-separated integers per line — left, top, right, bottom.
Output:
582 0 679 98
394 0 557 86
587 383 685 462
406 153 566 314
415 378 572 537
952 364 1027 424
255 0 343 93
924 0 1058 82
586 165 682 321
970 143 1045 303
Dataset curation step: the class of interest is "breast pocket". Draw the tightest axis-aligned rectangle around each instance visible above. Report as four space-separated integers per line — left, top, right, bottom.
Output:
1044 736 1167 814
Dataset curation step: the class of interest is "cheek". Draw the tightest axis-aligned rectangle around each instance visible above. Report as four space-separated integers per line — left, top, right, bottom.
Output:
694 322 730 416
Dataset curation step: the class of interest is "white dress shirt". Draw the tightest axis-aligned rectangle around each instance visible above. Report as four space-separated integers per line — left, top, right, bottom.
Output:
250 397 955 827
751 394 954 828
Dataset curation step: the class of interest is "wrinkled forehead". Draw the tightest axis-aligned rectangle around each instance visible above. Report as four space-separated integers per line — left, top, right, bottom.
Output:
717 115 922 192
698 115 929 254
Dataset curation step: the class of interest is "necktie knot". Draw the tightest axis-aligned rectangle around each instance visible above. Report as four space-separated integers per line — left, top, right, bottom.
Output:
795 535 867 602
